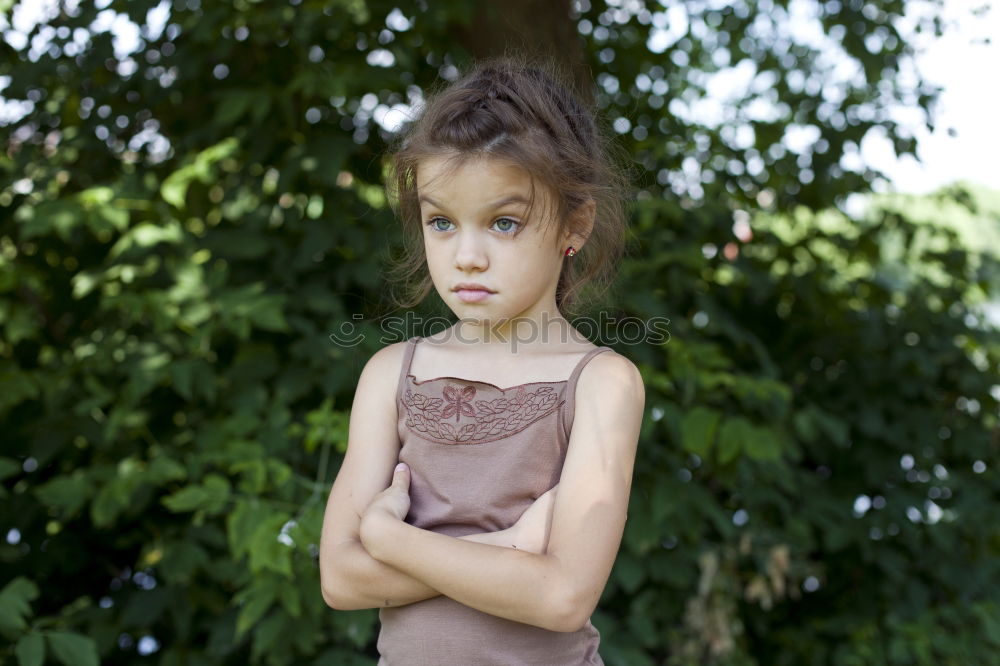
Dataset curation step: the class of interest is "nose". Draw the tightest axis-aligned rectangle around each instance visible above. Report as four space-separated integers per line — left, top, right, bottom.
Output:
454 230 489 272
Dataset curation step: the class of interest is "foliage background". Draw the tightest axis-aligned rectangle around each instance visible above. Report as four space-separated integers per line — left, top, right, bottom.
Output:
2 0 999 664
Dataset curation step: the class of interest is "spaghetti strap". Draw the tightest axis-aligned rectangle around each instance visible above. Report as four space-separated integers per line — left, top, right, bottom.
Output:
395 336 421 410
562 345 615 438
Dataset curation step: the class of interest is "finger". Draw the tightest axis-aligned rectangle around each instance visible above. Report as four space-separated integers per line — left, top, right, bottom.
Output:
393 462 409 488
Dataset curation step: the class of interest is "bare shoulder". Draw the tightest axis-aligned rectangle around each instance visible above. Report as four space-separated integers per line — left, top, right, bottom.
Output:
351 338 414 416
578 350 645 403
366 338 410 369
573 350 644 449
575 352 644 449
360 338 410 382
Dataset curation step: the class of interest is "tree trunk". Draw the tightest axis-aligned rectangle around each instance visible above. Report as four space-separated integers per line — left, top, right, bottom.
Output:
451 0 596 103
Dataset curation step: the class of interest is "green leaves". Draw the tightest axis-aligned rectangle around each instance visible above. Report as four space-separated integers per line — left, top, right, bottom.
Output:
612 550 646 594
16 187 131 245
2 0 997 664
10 631 98 666
214 88 272 127
162 474 232 515
0 456 21 482
108 221 184 260
160 138 240 209
156 541 211 586
0 578 39 636
231 571 304 642
227 499 298 578
34 472 92 519
233 577 281 641
227 497 264 560
19 201 82 242
215 283 290 338
246 512 295 578
90 459 151 527
679 408 784 463
299 397 350 454
716 417 747 464
14 633 43 666
719 416 784 463
741 424 785 462
45 632 99 666
679 406 720 458
0 580 96 665
794 403 851 449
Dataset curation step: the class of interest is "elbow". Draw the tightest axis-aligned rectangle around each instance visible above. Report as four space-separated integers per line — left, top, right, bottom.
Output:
548 608 589 634
320 574 353 610
321 576 367 611
321 582 351 611
544 583 594 633
320 538 381 611
319 555 363 611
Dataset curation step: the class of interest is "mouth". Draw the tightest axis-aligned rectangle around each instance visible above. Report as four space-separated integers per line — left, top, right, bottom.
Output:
453 284 495 303
453 283 496 294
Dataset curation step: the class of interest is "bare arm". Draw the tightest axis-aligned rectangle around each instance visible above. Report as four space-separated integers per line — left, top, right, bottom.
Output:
317 342 432 610
360 353 644 631
321 487 554 610
318 342 558 610
321 507 514 609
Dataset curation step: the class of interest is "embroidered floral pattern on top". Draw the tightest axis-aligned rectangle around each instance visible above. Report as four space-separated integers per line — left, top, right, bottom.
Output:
402 379 563 445
441 385 477 422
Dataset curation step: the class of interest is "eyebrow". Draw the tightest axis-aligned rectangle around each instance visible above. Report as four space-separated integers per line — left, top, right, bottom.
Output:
418 194 530 210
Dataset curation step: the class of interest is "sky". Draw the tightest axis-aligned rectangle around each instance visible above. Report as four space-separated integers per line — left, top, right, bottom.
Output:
1 0 998 199
858 0 1000 195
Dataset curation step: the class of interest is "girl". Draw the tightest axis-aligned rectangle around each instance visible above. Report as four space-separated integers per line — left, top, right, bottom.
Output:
319 54 644 665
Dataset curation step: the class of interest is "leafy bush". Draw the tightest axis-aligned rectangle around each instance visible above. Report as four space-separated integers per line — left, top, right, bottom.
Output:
2 1 998 664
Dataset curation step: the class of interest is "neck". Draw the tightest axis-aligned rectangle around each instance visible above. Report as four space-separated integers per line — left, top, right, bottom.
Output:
450 313 578 348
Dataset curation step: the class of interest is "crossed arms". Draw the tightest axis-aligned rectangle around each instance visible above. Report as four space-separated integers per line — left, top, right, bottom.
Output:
318 341 644 633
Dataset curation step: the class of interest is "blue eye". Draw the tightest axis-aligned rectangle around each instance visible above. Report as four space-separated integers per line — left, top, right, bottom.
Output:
428 217 453 232
493 217 521 235
425 217 522 235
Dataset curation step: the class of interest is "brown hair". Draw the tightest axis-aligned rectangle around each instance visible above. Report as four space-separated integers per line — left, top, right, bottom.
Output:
379 52 635 318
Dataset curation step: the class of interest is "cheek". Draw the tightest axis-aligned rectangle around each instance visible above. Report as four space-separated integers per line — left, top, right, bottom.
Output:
423 249 448 279
424 241 444 260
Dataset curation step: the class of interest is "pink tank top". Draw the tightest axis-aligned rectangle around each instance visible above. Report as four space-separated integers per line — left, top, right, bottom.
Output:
376 336 614 666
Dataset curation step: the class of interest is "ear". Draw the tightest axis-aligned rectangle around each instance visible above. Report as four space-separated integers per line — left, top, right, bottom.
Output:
564 197 596 250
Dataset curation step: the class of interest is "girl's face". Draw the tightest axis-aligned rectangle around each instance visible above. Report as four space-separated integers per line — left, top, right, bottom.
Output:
416 154 583 339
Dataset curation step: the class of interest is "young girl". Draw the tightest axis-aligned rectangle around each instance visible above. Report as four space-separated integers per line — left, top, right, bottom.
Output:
319 54 644 665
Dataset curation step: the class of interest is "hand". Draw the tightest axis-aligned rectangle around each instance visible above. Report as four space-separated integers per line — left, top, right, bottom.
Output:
509 484 559 554
359 463 411 558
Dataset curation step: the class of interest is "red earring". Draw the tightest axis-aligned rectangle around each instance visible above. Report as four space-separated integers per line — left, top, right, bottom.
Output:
564 246 577 257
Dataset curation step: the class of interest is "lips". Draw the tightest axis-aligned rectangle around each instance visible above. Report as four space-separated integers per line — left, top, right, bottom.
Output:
453 283 495 293
453 283 495 304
